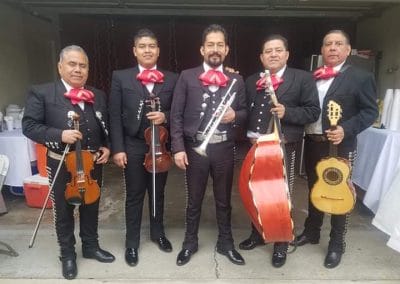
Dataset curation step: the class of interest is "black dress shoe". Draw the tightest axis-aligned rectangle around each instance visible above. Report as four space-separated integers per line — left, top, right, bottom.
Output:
176 248 196 266
324 251 342 269
152 236 172 252
216 248 245 265
125 248 138 266
238 237 264 250
82 248 115 263
272 251 287 268
61 258 77 280
291 233 319 246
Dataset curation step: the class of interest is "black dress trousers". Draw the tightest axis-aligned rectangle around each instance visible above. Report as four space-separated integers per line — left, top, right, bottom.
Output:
182 139 235 252
123 149 168 249
47 155 102 260
303 136 350 253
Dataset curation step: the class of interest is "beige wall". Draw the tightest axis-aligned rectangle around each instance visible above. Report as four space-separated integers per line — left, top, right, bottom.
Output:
0 3 58 114
357 5 400 98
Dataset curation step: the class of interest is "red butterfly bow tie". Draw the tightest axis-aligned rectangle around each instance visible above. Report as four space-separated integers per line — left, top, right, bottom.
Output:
137 69 164 85
256 74 284 91
64 88 95 105
313 66 338 80
199 69 229 87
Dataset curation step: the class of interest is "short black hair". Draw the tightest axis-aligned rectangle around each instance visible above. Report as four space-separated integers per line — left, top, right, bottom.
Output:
202 24 228 45
133 28 158 46
323 29 351 45
261 34 289 52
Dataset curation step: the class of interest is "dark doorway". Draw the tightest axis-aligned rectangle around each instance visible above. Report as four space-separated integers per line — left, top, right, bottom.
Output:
60 15 356 92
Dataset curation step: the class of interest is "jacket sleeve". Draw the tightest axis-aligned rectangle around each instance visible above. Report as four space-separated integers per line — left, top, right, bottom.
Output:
233 75 248 128
281 72 321 125
108 71 126 154
22 85 64 146
170 72 188 154
341 71 378 137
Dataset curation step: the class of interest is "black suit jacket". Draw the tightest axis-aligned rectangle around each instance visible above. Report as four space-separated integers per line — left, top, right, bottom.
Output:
319 62 378 149
246 67 320 143
170 65 247 154
22 80 109 153
108 66 178 154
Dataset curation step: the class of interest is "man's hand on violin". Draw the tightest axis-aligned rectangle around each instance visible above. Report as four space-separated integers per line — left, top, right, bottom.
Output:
221 107 236 124
61 129 82 144
147 111 166 125
95 146 110 164
113 152 128 169
326 125 345 145
271 103 285 119
174 151 188 170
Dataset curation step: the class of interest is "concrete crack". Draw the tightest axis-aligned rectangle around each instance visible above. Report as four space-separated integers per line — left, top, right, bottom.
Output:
213 248 221 279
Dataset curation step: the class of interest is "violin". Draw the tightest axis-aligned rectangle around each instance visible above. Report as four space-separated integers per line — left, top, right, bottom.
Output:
143 96 173 173
64 112 100 205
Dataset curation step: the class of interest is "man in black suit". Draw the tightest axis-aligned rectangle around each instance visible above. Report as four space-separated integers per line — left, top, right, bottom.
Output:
22 45 115 280
238 34 320 267
294 30 378 268
108 28 178 267
170 24 247 266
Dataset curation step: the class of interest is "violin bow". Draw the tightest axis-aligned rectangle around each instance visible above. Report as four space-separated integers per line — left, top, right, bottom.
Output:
29 111 76 248
149 94 157 218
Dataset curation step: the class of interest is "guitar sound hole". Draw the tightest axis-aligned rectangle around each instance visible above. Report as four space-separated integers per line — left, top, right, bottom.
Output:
323 167 343 185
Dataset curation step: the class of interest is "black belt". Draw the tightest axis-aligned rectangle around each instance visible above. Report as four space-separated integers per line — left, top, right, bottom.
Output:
196 132 228 144
306 134 328 142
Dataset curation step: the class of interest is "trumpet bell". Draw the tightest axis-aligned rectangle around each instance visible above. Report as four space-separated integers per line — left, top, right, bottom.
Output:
193 145 207 157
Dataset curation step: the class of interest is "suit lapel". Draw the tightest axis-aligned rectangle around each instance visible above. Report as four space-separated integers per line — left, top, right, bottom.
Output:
325 64 351 99
195 66 210 95
55 80 72 108
276 68 293 99
131 66 147 99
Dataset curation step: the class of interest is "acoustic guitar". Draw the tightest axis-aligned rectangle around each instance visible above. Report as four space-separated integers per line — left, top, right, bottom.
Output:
310 100 356 215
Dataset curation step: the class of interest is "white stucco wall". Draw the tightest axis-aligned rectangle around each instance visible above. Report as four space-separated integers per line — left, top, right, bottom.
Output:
0 3 58 114
357 5 400 98
0 4 30 113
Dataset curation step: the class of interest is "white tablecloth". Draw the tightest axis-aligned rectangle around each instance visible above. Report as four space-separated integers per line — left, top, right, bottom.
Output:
352 127 400 213
0 129 36 186
372 170 400 253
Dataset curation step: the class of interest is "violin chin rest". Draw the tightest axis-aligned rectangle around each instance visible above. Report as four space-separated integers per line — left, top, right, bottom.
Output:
66 197 82 206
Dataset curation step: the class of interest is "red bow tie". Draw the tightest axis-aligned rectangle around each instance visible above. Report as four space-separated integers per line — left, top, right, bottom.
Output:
313 66 338 80
64 88 94 105
256 73 284 91
137 69 164 85
199 69 229 87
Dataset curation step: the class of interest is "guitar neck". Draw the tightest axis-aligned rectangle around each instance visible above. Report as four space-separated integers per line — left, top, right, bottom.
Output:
329 125 338 157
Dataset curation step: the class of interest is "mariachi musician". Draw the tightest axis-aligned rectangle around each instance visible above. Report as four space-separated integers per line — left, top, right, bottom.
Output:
295 30 378 269
108 28 178 267
170 24 247 266
239 34 320 268
22 45 114 280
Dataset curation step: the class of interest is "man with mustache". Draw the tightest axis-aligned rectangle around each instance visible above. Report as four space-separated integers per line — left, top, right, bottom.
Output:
239 34 320 268
294 30 378 268
23 45 114 279
170 24 247 266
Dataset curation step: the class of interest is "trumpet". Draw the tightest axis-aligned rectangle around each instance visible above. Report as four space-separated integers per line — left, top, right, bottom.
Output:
193 79 237 156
